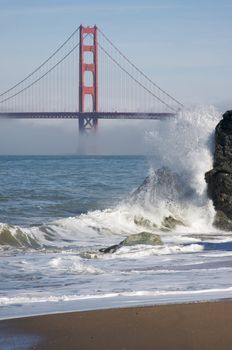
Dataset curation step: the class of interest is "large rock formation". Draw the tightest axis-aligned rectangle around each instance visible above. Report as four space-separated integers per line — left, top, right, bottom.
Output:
205 110 232 230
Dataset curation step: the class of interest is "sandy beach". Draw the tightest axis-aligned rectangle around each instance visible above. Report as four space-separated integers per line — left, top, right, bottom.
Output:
1 300 232 350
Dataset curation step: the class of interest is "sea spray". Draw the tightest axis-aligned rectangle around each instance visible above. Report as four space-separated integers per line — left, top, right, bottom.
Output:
138 106 222 232
145 106 219 181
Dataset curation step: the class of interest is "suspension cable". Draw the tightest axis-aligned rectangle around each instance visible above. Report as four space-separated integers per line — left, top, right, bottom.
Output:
98 42 177 112
0 42 80 104
98 28 184 108
0 26 80 98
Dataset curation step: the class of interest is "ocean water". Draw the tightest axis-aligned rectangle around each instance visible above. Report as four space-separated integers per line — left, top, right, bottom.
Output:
1 107 232 320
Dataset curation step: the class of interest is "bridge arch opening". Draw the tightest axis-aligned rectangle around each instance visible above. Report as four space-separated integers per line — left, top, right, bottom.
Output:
84 94 93 112
83 34 94 46
84 71 94 87
84 51 94 64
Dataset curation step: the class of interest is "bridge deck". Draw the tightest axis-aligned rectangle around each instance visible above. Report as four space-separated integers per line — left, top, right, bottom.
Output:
0 112 176 120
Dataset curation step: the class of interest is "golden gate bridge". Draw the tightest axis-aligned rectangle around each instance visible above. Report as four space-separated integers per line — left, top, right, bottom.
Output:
0 25 184 133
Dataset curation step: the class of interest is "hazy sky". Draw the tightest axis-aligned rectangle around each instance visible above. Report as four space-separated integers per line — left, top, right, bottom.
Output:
0 0 231 154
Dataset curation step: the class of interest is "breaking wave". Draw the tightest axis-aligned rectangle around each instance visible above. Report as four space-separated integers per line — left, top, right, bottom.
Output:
0 106 222 250
0 224 40 249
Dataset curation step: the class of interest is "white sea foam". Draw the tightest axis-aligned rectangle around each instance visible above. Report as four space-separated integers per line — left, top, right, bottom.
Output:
84 243 204 260
49 256 103 274
1 286 232 307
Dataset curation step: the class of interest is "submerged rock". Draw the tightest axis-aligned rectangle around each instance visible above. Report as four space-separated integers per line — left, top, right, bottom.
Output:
134 216 157 229
161 216 185 231
99 231 162 254
131 167 194 205
129 167 193 231
205 110 232 230
134 214 184 232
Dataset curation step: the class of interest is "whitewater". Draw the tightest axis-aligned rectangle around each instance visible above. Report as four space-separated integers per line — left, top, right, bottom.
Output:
1 106 232 320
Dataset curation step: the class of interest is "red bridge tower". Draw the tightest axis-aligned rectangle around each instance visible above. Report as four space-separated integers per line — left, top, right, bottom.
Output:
79 25 98 132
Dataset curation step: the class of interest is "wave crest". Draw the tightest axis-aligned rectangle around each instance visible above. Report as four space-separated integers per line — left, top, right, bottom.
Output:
0 224 40 248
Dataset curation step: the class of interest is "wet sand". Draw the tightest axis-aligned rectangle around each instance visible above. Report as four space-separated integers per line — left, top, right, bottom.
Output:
1 300 232 350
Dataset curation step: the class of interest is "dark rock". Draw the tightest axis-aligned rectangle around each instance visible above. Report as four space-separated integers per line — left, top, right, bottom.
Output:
205 110 232 230
99 244 120 254
99 232 162 254
213 211 232 231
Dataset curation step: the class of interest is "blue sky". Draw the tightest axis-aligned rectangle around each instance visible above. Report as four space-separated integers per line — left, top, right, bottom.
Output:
0 0 231 154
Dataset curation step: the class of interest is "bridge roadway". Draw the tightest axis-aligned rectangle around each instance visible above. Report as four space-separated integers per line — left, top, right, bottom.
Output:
0 112 175 120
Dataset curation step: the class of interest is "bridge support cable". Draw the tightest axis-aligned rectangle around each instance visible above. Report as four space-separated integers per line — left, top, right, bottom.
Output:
98 28 184 112
98 42 177 112
0 26 80 98
0 27 82 114
97 35 171 113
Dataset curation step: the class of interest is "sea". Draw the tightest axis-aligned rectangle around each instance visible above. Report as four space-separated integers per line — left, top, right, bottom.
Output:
1 106 232 320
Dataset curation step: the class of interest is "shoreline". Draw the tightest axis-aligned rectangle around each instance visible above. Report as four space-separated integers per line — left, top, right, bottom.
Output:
1 299 232 349
0 296 231 321
1 292 232 322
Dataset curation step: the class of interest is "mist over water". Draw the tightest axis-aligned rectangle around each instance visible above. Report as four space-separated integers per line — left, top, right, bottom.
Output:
2 106 232 320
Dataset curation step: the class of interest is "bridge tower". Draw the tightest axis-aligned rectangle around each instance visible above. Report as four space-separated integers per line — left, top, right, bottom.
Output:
79 25 98 133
